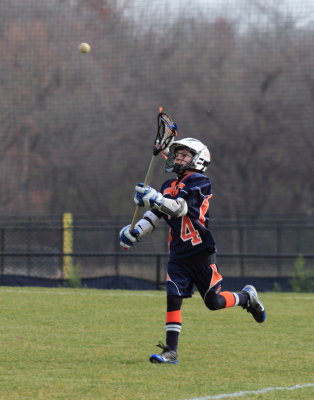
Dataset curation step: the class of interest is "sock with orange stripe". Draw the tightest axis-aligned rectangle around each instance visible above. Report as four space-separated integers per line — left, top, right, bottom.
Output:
166 311 181 351
204 290 249 310
219 291 249 308
166 295 182 351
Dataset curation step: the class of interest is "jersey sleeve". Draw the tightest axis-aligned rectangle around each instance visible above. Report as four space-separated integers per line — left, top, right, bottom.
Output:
179 174 212 217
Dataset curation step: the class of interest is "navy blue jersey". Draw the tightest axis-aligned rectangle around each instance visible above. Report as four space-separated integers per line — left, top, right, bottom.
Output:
159 172 216 260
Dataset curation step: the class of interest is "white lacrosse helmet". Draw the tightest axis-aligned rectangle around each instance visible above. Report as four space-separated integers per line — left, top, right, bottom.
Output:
165 137 211 173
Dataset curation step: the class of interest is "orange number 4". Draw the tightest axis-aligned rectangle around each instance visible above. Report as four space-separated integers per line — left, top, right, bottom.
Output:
181 216 202 245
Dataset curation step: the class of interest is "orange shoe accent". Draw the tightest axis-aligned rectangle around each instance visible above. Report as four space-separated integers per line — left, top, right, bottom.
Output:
220 291 236 308
209 264 223 289
166 310 182 323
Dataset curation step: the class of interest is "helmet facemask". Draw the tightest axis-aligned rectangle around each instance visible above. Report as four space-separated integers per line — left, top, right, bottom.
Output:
165 146 196 174
165 138 211 174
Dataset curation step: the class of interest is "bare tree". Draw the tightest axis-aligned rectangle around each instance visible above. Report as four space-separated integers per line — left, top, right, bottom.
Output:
0 0 313 218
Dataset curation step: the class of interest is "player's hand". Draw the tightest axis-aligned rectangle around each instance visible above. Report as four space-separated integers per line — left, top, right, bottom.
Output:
119 225 140 250
134 183 163 208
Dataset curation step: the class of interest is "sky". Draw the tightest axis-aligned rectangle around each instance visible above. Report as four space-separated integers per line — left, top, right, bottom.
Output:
118 0 314 28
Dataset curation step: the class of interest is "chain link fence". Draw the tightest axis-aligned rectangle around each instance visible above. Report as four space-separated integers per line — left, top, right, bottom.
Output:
0 215 313 290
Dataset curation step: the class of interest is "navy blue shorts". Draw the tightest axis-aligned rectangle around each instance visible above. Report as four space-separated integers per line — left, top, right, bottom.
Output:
166 251 223 298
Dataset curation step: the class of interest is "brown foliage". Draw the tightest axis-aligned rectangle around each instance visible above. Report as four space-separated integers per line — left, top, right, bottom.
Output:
0 0 313 217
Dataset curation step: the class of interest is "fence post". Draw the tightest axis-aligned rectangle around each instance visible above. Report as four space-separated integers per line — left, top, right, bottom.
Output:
0 228 4 275
27 217 32 277
63 213 73 279
276 224 282 276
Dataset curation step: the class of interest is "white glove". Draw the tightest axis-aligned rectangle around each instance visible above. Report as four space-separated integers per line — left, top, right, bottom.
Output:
119 225 140 250
119 214 157 250
134 183 163 208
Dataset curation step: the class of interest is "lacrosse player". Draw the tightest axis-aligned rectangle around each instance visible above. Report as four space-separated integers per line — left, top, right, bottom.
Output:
119 138 266 364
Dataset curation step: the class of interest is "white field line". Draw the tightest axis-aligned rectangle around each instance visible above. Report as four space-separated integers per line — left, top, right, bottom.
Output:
182 383 314 400
1 288 313 399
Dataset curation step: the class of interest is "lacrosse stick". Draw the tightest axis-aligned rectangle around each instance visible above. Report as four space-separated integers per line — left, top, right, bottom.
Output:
130 108 178 229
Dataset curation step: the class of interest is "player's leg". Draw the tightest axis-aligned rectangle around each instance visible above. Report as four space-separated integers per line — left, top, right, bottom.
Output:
190 257 247 309
193 258 266 322
202 281 249 310
149 295 182 364
202 280 266 323
165 295 183 352
149 260 193 364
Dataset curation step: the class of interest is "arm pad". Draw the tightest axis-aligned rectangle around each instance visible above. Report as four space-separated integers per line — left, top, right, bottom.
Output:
156 197 188 218
136 210 161 238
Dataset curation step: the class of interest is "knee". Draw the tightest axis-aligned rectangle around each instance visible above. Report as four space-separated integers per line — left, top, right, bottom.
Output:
204 292 225 311
205 300 221 311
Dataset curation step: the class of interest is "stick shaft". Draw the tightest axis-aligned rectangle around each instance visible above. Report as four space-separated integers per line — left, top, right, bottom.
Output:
130 155 158 229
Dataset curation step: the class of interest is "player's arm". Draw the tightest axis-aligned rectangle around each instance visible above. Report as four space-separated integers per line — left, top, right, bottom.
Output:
119 210 160 250
134 183 188 218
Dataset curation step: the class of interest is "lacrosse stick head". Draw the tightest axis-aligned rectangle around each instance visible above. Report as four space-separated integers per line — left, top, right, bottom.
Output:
153 109 178 156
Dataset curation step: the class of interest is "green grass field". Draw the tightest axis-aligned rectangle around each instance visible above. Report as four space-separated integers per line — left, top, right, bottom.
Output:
0 287 313 400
